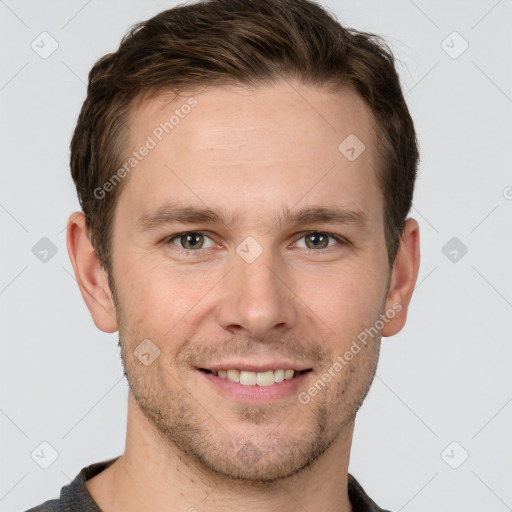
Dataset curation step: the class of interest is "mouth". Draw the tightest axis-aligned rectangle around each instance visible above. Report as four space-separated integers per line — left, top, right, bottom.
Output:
197 366 314 403
198 368 313 386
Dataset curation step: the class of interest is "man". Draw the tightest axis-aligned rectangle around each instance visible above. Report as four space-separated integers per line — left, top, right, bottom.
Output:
26 0 420 510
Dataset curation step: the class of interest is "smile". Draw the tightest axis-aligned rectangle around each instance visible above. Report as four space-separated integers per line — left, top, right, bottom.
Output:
199 368 312 386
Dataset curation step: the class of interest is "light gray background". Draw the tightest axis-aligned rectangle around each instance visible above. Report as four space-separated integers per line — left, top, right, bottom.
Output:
1 0 511 511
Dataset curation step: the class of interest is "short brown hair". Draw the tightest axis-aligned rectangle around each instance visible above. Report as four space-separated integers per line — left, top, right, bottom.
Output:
70 0 418 277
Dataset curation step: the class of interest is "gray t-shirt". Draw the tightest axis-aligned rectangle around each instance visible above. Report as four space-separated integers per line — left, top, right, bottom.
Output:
24 457 391 512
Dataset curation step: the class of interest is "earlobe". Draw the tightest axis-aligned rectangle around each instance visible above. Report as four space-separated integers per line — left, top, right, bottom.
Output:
66 211 119 333
381 218 420 337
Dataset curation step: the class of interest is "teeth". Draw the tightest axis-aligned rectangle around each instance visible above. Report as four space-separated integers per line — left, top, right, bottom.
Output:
284 369 294 380
227 369 240 383
212 368 303 386
274 369 285 382
240 371 257 386
256 370 274 386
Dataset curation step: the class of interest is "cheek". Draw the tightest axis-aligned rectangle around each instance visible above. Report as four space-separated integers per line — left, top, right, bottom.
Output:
301 262 387 333
116 258 216 337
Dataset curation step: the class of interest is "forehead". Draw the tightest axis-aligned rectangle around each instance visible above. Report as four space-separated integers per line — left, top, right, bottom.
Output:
119 81 383 229
129 81 377 156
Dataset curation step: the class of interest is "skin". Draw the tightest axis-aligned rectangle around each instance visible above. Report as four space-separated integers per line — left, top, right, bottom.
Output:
67 80 420 512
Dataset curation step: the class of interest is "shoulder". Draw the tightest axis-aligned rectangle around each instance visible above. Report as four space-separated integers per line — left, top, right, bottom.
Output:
23 498 61 512
348 473 393 512
22 457 120 512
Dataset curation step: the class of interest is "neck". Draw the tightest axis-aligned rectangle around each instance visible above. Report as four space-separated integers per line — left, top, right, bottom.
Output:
86 392 354 512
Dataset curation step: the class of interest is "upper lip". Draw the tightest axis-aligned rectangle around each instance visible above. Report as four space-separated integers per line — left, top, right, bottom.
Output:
198 362 313 372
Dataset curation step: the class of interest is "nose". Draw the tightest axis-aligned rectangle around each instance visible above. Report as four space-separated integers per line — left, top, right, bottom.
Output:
215 244 298 339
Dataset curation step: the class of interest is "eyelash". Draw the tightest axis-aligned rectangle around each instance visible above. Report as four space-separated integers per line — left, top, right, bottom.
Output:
164 231 348 254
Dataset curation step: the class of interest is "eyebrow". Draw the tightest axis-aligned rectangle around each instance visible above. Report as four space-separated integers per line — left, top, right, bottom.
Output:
135 202 369 233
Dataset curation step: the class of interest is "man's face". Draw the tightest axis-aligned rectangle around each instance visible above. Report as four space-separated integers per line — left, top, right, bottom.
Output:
109 81 392 481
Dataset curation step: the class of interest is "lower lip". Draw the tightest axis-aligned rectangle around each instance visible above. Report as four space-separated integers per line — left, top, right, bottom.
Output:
198 370 311 404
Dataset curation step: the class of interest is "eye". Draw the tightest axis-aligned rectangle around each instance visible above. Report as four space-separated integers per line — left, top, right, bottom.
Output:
294 231 345 250
167 231 216 251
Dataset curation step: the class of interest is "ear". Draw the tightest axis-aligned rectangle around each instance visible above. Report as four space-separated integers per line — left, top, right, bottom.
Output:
381 218 420 337
66 211 119 333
